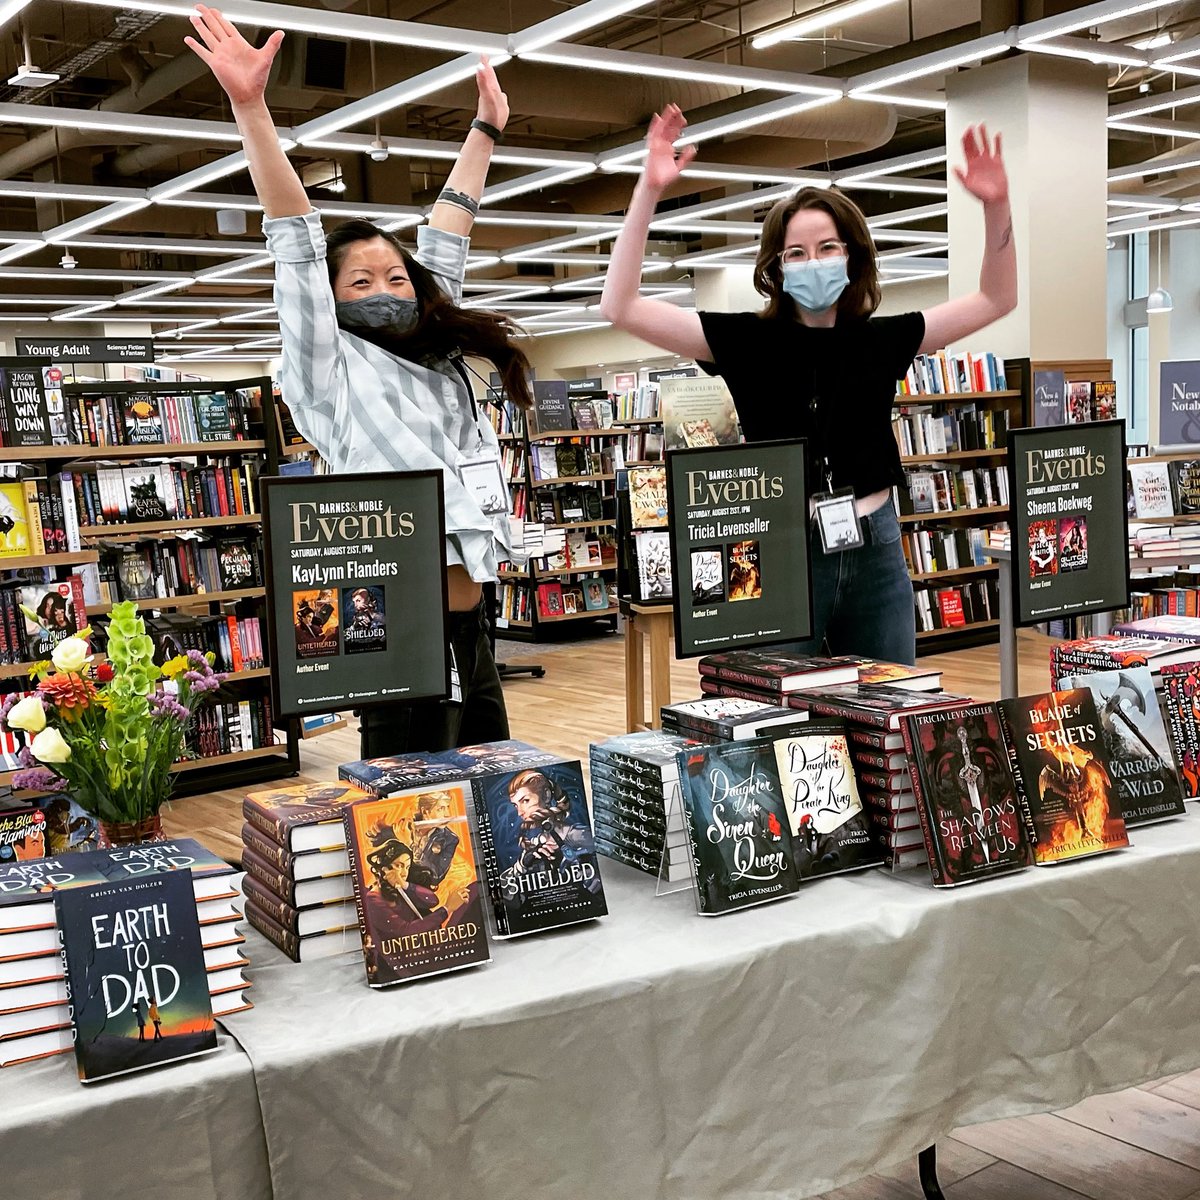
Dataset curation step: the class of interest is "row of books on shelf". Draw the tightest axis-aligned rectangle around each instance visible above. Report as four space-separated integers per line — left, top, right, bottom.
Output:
77 459 258 527
1128 459 1200 520
0 470 78 557
530 443 616 481
891 401 1011 458
898 351 1007 397
144 610 267 673
529 484 605 525
913 576 998 633
1129 523 1200 560
533 529 617 573
96 534 261 604
498 444 525 481
899 465 1010 516
1127 580 1200 619
618 428 665 464
189 696 275 759
612 385 660 422
61 388 256 449
483 395 525 438
0 577 86 664
901 524 1005 575
1060 379 1117 425
536 575 614 617
496 580 533 623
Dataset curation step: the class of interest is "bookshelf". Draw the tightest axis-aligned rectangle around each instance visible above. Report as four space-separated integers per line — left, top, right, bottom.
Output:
0 374 300 798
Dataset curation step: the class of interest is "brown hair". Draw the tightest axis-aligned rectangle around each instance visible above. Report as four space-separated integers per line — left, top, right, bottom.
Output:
326 219 533 410
753 187 880 321
507 769 570 820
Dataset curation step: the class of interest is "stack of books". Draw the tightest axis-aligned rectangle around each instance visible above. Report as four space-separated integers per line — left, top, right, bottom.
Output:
786 685 974 868
0 838 248 1067
589 732 701 882
241 782 363 962
660 696 801 742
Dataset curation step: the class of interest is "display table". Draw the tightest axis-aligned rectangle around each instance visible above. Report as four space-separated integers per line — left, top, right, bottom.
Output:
621 598 674 731
9 820 1200 1200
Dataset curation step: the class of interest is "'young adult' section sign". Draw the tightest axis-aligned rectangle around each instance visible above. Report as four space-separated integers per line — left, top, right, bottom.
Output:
1007 420 1128 627
261 472 449 717
666 440 811 658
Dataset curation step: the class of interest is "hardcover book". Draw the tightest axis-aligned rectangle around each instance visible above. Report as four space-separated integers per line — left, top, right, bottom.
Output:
0 855 112 932
1057 667 1186 825
662 696 801 741
243 781 370 853
18 579 84 660
790 684 972 731
123 395 164 444
217 539 257 590
1171 459 1200 515
470 760 607 937
0 479 29 556
997 689 1130 864
341 585 387 655
677 740 799 915
1128 461 1175 519
0 808 45 864
633 529 673 603
55 870 217 1083
627 465 668 529
292 588 339 659
123 467 169 521
343 787 490 986
1093 380 1117 421
768 720 882 878
901 704 1028 887
1160 661 1200 800
0 364 51 448
699 650 859 694
195 392 233 441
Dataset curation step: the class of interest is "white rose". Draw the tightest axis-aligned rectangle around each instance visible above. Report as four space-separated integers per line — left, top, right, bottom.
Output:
30 727 71 765
51 637 90 674
6 695 46 734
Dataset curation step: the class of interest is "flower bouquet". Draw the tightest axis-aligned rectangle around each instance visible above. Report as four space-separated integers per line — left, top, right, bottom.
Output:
1 600 225 845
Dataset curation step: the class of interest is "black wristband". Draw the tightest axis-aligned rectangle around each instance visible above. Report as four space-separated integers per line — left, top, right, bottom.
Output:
471 118 503 144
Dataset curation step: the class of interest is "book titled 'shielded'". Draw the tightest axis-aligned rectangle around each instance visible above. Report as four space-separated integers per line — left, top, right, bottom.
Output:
901 704 1028 887
677 740 799 916
56 870 217 1083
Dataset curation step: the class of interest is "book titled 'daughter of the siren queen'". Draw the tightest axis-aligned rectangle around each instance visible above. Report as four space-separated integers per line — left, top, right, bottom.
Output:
343 786 490 986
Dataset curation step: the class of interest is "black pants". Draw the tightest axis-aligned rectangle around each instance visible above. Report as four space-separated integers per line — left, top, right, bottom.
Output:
358 602 510 758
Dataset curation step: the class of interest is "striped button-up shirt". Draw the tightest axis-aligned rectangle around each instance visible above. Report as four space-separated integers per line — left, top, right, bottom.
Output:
264 209 522 582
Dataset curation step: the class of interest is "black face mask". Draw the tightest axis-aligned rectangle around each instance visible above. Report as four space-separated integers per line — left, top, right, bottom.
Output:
335 293 419 334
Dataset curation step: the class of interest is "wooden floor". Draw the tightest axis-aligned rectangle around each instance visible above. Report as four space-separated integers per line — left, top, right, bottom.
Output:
161 627 1200 1200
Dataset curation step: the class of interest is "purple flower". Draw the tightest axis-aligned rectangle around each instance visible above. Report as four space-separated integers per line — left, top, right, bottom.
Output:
12 766 66 791
182 670 221 694
149 689 192 722
16 746 34 768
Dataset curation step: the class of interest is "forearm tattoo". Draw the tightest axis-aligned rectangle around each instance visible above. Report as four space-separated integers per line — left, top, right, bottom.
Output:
999 220 1013 251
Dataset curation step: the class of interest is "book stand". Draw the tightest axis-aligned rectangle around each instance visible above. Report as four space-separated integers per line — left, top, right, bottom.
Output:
655 780 693 899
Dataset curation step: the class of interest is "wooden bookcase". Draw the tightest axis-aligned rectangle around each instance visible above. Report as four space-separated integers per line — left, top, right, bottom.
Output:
0 374 299 798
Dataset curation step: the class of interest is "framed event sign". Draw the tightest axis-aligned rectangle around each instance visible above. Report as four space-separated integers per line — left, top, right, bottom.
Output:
666 439 812 658
1159 360 1200 446
261 472 450 718
1007 420 1128 627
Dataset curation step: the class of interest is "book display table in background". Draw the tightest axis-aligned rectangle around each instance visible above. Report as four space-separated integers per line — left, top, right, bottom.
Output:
621 598 675 731
9 821 1200 1200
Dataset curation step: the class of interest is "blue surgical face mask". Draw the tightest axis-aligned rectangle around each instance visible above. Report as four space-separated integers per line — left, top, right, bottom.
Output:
335 292 419 334
781 256 849 315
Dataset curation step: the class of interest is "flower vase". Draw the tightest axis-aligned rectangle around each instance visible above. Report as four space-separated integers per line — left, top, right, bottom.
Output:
97 813 166 848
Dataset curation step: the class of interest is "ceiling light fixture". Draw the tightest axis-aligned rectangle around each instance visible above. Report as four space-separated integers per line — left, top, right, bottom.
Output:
1016 36 1149 68
1133 33 1173 50
480 166 595 205
751 0 905 50
836 149 947 184
1017 0 1178 45
1108 83 1200 121
59 252 77 270
0 101 242 141
1109 152 1200 182
674 94 839 146
508 0 657 55
848 31 1012 94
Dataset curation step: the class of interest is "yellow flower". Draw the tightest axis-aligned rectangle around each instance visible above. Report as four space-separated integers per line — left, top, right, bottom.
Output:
161 655 189 680
6 696 46 733
30 727 71 764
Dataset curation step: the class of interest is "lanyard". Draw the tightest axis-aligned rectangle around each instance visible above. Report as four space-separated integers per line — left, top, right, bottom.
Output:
805 364 834 495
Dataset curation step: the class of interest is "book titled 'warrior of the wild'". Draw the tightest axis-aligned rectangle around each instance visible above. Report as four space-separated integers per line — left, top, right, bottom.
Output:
55 870 217 1083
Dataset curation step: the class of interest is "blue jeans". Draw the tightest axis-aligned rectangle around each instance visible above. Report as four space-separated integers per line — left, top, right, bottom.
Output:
780 498 916 666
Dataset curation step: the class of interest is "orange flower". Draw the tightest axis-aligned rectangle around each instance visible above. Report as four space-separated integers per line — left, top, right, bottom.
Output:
38 671 98 721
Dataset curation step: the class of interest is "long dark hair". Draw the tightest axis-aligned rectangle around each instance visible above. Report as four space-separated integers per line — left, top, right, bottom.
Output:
326 219 533 410
753 187 880 322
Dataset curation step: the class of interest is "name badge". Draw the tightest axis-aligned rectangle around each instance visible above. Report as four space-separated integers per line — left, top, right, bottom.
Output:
813 488 864 553
459 454 510 515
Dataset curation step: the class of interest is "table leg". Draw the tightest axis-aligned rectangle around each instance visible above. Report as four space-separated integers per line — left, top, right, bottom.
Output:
647 612 671 730
997 555 1017 700
625 612 645 733
918 1145 945 1200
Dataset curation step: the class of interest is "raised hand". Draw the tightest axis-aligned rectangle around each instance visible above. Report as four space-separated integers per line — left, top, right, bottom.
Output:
953 124 1008 206
642 104 696 194
475 57 509 132
185 5 284 109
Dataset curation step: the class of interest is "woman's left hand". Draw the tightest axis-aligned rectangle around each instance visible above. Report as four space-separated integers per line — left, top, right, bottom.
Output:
476 56 509 131
953 124 1008 205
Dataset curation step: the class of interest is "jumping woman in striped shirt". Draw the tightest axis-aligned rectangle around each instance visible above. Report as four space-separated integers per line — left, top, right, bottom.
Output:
188 6 531 757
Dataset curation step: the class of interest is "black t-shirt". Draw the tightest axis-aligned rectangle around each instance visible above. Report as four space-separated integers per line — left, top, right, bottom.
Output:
698 310 926 498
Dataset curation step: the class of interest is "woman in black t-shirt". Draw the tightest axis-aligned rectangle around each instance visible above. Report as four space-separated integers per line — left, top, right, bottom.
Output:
599 105 1016 665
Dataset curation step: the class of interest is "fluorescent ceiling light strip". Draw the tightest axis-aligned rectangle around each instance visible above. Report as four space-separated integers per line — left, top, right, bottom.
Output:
879 245 947 260
159 196 262 213
849 31 1012 93
751 0 904 49
881 270 948 285
675 95 839 146
0 315 51 322
1110 118 1200 140
509 0 656 55
1108 215 1200 235
1107 195 1180 210
1108 153 1200 182
525 323 614 338
1155 34 1200 65
502 230 621 260
0 241 40 265
872 229 950 244
113 282 194 305
841 177 949 194
1109 83 1200 120
836 149 947 184
1017 0 1178 45
1133 34 1173 50
0 181 145 204
151 156 258 202
653 184 798 226
867 202 948 227
55 302 116 318
674 244 758 264
121 297 277 309
650 221 764 236
222 307 276 320
520 44 838 95
0 101 243 142
1016 37 1149 67
465 256 502 272
47 199 151 242
196 255 274 280
474 212 621 230
481 166 594 205
0 267 189 282
601 160 829 186
52 235 264 255
0 295 111 305
302 133 592 170
0 0 33 30
853 91 948 111
61 0 508 55
462 282 550 294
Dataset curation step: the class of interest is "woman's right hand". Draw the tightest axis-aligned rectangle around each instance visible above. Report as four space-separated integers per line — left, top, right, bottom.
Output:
641 104 696 194
185 5 284 108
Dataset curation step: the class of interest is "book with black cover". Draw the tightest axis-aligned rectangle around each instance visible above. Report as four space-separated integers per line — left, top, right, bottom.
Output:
470 760 606 937
766 720 882 878
698 650 860 694
343 787 490 986
662 696 801 741
677 740 799 915
340 584 387 655
997 689 1130 865
901 703 1028 887
789 684 972 731
1057 667 1186 826
0 855 112 932
56 870 217 1083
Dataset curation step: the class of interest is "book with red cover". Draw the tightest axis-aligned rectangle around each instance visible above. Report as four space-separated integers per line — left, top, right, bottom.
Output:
695 650 859 694
936 589 966 628
1050 635 1200 685
788 683 972 731
1159 661 1200 800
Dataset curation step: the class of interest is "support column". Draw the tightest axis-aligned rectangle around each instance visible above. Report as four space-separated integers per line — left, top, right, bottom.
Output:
945 54 1109 360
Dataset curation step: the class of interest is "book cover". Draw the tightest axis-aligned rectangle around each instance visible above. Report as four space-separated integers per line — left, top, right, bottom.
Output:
531 380 569 435
0 480 29 557
1160 662 1200 800
1171 460 1200 515
1129 462 1175 519
1027 519 1059 579
998 689 1130 864
633 529 673 603
1057 517 1088 573
217 539 257 590
627 465 668 529
341 585 387 655
901 704 1027 887
0 365 51 447
195 393 233 441
1057 667 1186 825
18 581 81 660
582 576 608 611
55 870 217 1083
243 781 369 851
1093 380 1117 421
123 466 169 521
1065 380 1094 424
689 546 725 604
768 721 882 878
123 396 164 445
569 399 598 430
1114 616 1200 644
657 377 741 452
677 740 799 915
791 683 972 731
97 838 236 886
0 808 45 864
702 651 860 694
115 546 157 601
726 539 762 601
343 787 490 986
292 588 339 659
471 761 607 937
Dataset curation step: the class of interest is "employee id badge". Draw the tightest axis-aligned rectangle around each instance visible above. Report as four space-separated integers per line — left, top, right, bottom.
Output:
458 452 510 515
813 487 864 553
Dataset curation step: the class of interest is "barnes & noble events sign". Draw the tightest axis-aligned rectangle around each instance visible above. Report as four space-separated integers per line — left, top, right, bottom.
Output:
666 440 812 658
261 472 449 717
1007 420 1128 627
